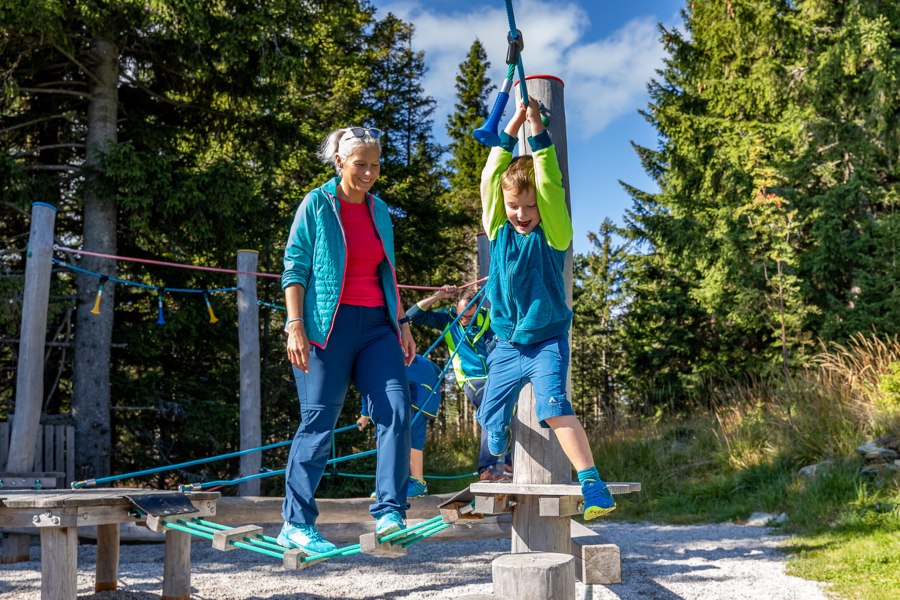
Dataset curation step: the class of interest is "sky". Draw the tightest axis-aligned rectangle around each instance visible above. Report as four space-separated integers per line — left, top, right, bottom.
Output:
370 0 685 254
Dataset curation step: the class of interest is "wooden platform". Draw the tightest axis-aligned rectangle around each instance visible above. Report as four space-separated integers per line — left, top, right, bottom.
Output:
0 488 219 599
469 481 641 496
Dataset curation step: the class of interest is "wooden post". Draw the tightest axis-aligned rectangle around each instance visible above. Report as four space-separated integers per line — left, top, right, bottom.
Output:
493 552 576 600
511 75 574 555
40 527 77 600
95 523 120 591
7 202 57 472
161 529 191 600
237 250 261 496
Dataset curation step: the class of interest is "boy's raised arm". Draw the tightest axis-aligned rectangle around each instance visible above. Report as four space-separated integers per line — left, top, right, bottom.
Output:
481 104 527 239
525 101 572 251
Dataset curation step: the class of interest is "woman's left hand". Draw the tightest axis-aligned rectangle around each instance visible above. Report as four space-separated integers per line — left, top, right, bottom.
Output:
400 324 416 366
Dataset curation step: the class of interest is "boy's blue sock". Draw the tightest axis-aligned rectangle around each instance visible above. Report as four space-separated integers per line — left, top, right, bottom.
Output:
577 466 601 483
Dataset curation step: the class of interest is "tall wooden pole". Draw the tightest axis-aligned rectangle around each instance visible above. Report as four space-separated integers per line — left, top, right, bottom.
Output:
511 75 574 554
7 202 57 472
237 250 261 496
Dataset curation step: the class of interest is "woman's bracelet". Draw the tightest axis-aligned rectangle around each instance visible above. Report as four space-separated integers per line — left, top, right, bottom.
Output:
286 316 304 325
398 316 411 325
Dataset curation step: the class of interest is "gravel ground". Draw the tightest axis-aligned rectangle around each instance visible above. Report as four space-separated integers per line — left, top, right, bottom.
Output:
0 521 831 600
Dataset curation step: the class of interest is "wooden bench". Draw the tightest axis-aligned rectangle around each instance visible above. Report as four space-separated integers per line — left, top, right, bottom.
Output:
0 488 218 599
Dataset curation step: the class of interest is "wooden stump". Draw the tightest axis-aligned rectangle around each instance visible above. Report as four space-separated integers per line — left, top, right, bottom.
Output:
493 552 576 600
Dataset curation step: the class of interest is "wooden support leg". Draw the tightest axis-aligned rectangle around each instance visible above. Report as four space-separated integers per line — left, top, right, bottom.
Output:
493 552 576 600
1 532 31 563
95 523 120 592
40 527 78 600
162 529 191 600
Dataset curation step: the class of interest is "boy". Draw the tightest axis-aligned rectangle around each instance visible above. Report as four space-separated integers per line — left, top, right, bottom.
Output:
359 354 443 498
477 97 615 519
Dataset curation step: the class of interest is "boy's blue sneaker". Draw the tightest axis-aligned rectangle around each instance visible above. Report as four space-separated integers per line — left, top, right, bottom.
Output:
276 521 337 554
488 428 511 457
407 476 428 498
375 510 405 536
581 479 616 520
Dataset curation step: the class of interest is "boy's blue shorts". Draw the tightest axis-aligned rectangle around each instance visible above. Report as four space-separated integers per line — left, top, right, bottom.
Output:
478 334 574 430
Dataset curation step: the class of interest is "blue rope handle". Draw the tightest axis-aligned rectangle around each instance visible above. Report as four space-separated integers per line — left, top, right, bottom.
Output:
505 0 529 106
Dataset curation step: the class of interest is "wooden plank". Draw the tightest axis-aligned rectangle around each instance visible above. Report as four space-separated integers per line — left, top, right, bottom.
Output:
40 526 77 600
493 552 576 600
211 524 263 551
95 523 120 592
65 426 75 486
33 427 43 471
0 473 65 490
161 529 191 600
44 426 54 475
570 519 621 585
473 494 513 515
470 481 641 496
359 531 406 558
0 421 9 469
55 427 64 477
539 495 582 518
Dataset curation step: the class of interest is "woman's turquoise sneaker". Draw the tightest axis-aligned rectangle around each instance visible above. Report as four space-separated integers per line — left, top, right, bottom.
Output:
407 476 428 498
375 510 405 536
276 521 337 554
581 479 616 520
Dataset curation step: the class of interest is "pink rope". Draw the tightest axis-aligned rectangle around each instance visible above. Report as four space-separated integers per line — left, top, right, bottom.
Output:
53 245 487 290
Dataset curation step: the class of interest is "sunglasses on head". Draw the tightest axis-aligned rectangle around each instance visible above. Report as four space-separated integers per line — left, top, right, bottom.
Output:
345 126 383 140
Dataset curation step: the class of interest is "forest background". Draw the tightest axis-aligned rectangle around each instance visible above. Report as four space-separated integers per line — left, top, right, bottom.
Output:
1 2 898 598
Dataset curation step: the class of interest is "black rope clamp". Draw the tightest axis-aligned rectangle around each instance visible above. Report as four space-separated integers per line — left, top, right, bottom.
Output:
506 30 524 65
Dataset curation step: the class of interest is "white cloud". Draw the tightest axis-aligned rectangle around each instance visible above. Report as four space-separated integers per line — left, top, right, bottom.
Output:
374 1 666 141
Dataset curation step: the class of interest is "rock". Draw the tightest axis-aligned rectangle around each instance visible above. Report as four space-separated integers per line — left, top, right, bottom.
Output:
798 461 835 478
865 447 899 463
874 435 900 452
746 512 776 526
855 442 879 456
860 463 900 476
772 513 788 525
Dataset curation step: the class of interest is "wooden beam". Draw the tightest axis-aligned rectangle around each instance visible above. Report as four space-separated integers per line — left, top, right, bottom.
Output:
570 519 621 585
237 250 261 497
161 529 191 600
40 526 77 600
95 523 120 591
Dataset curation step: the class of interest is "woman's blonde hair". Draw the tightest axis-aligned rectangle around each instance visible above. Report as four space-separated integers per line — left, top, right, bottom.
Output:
316 127 382 174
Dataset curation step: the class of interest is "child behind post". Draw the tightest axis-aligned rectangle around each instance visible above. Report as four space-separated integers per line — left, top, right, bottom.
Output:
476 97 616 520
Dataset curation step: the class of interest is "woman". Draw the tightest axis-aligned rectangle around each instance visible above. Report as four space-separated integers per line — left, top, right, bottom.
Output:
279 126 416 554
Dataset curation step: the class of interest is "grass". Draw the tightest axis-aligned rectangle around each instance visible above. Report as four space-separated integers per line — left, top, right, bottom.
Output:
580 333 900 599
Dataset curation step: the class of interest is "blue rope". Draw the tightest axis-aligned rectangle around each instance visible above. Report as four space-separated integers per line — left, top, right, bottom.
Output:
505 0 529 106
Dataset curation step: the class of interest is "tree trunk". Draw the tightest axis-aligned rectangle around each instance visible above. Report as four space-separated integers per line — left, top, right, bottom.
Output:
72 37 119 480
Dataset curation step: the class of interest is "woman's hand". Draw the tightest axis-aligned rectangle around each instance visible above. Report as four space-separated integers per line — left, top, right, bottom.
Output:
400 324 416 366
435 284 458 300
286 321 310 372
356 415 370 430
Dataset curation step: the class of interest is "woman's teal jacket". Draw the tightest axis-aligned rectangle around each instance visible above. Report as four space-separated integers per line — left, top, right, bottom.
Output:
282 176 402 348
